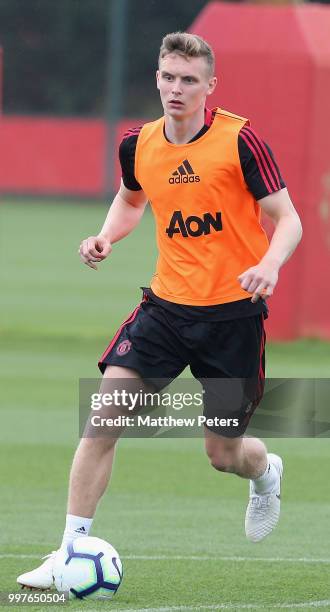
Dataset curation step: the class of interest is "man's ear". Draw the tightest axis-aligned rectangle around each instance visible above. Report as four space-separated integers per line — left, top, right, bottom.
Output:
156 70 160 90
207 76 217 96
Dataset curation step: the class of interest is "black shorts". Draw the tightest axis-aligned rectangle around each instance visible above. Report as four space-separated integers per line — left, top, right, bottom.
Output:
98 291 266 437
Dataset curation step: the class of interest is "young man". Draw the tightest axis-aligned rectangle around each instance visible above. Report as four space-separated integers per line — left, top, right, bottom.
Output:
18 32 302 589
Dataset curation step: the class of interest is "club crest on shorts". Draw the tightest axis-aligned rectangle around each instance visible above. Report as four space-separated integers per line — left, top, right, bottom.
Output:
116 339 132 356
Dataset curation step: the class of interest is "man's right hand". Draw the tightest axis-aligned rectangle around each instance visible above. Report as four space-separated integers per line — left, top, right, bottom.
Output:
78 235 112 270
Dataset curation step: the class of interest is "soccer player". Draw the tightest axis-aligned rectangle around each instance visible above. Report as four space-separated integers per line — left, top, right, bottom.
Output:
18 32 302 589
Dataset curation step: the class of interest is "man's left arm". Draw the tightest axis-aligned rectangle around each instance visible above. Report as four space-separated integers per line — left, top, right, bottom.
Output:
238 188 303 303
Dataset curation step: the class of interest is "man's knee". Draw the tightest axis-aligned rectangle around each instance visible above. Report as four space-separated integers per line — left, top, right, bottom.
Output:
78 435 118 457
205 433 242 472
207 450 236 472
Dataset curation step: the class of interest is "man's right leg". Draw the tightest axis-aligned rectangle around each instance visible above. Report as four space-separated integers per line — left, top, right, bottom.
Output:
67 365 142 518
17 365 148 589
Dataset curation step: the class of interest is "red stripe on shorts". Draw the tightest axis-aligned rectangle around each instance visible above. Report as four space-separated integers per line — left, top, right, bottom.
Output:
99 297 146 364
241 319 266 430
257 315 266 398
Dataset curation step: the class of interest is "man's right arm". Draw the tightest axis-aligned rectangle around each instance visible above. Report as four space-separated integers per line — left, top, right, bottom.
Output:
79 181 148 270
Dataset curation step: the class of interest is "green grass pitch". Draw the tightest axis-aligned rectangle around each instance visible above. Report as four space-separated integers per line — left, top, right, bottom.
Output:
1 201 330 611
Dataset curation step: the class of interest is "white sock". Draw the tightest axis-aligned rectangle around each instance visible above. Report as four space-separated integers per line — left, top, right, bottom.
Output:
60 514 93 550
253 460 278 495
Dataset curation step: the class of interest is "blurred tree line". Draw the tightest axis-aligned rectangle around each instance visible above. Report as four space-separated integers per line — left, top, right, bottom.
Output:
0 0 212 117
0 0 327 117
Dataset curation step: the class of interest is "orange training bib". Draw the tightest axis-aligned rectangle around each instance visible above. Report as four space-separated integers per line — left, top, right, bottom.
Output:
135 108 269 306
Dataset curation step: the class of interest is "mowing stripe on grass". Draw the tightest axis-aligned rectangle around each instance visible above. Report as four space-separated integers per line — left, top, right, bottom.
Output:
2 553 330 564
124 555 330 564
86 601 330 611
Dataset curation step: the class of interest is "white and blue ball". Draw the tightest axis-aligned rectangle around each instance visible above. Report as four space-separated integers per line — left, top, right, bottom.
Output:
53 536 123 600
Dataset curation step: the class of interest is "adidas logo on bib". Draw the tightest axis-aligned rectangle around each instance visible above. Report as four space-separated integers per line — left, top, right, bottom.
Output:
169 159 200 184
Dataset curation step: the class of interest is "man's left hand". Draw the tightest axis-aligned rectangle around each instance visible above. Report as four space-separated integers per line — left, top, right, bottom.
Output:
238 261 279 303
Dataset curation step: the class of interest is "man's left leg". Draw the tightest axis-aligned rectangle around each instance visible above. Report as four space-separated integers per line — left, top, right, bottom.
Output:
204 430 283 542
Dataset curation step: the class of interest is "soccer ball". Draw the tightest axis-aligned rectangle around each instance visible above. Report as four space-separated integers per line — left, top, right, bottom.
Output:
53 536 123 600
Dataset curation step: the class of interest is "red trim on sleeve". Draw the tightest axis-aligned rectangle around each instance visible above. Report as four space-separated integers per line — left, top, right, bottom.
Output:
122 126 143 140
240 127 282 192
240 131 273 193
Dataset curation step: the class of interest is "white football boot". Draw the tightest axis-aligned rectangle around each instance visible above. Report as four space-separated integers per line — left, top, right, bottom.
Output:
17 551 58 590
245 453 283 542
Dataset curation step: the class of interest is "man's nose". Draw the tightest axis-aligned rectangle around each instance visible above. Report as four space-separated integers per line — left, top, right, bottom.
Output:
171 80 182 95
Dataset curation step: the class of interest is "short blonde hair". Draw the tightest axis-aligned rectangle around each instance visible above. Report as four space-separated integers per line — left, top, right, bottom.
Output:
159 31 215 76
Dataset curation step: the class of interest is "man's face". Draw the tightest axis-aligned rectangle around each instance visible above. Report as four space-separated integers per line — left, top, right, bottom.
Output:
156 53 217 119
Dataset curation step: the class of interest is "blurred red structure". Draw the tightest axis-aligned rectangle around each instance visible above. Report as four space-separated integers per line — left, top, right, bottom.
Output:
0 117 136 196
0 117 106 196
190 2 330 340
0 47 2 114
0 3 330 339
